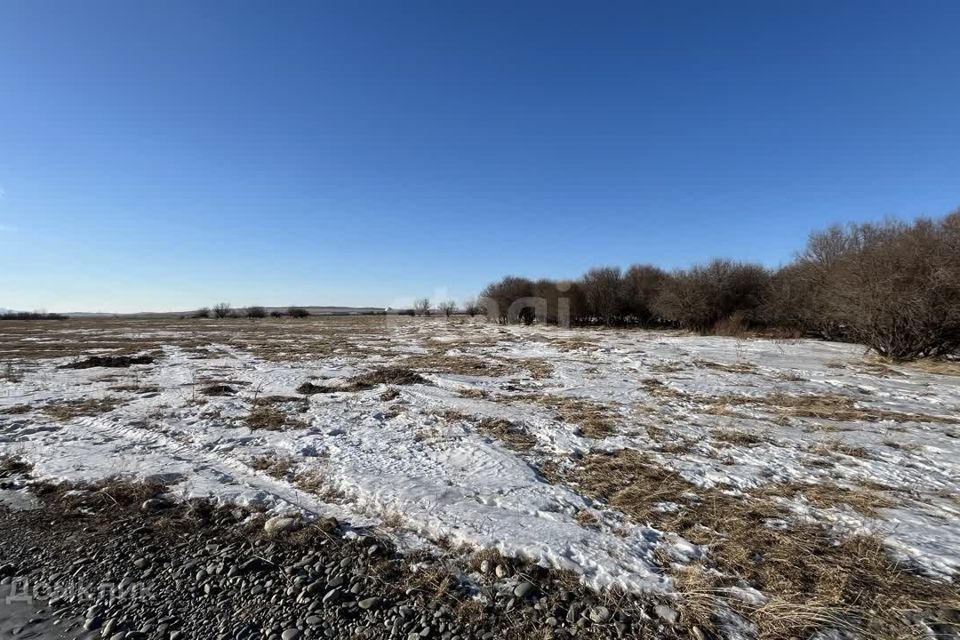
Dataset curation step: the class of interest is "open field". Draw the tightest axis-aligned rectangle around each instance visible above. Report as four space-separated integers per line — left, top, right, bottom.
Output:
2 316 959 638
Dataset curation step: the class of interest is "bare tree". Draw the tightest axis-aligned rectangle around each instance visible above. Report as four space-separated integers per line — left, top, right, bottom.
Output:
621 264 666 325
480 276 534 323
792 213 960 359
580 267 625 325
652 260 770 332
213 303 232 319
438 300 458 317
413 298 431 317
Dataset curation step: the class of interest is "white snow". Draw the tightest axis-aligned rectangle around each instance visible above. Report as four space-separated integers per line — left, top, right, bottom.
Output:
2 318 959 596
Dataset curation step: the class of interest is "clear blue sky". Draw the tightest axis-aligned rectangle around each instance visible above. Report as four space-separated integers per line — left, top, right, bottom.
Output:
1 0 958 313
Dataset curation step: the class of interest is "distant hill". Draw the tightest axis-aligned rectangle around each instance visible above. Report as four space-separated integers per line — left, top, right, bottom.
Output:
5 306 389 318
63 306 387 318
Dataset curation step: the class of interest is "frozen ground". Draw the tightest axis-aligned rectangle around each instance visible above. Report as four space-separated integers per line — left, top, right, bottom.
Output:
1 317 959 630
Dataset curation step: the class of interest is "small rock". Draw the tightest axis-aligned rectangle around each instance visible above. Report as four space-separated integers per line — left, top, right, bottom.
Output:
264 516 298 535
513 582 534 599
654 604 678 625
281 629 301 640
141 498 169 511
358 597 380 610
589 606 611 623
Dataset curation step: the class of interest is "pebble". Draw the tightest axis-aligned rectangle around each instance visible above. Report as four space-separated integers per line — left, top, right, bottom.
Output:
264 516 298 535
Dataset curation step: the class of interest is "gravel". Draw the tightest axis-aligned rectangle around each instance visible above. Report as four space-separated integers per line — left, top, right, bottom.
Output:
0 480 686 640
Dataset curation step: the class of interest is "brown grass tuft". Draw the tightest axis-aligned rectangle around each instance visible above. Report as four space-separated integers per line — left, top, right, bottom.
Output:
475 418 537 450
42 397 122 421
244 405 306 431
555 448 958 638
513 393 616 438
249 455 296 479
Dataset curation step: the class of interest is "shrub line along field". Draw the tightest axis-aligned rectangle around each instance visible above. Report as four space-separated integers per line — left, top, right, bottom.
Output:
1 315 959 638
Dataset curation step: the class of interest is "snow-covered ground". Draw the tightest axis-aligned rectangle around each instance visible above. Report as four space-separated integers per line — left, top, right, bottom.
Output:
2 317 959 598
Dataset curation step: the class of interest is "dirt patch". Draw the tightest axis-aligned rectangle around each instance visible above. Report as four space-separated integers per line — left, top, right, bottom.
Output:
60 354 155 369
349 367 429 389
298 367 429 395
202 384 237 396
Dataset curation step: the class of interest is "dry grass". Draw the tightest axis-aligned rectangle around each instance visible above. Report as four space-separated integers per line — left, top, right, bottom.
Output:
693 358 757 374
398 352 510 377
641 378 686 399
709 392 960 425
713 428 767 446
457 388 490 399
812 438 872 459
759 481 897 517
475 418 537 450
244 405 306 431
516 357 554 379
293 469 347 503
574 509 601 529
0 404 32 415
379 387 401 401
900 357 960 377
513 393 616 438
549 336 600 352
298 367 429 395
0 454 33 479
650 361 687 374
248 455 296 480
552 448 958 638
42 397 122 421
1 361 22 382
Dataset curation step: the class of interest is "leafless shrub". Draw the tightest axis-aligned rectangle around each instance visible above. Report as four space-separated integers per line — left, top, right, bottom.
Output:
191 307 210 319
580 266 625 325
287 307 310 318
480 276 534 323
437 300 458 317
212 302 232 319
653 259 771 332
413 298 432 317
621 264 667 324
246 306 267 318
792 212 960 359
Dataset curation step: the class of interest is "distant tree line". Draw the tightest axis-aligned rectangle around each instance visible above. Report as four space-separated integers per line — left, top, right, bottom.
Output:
190 304 312 319
0 311 68 321
478 210 960 360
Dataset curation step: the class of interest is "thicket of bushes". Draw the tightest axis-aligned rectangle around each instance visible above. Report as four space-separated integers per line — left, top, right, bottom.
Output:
0 311 68 321
190 305 312 319
478 210 960 360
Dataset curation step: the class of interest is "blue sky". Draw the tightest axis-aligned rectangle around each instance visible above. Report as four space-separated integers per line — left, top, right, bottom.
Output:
1 0 958 313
